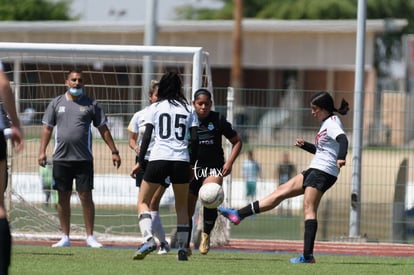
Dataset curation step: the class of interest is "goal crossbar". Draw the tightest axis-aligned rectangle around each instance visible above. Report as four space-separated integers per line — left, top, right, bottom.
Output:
0 42 205 93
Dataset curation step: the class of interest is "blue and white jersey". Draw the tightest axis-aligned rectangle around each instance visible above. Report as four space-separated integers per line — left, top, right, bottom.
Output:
144 100 198 162
309 115 345 177
127 106 155 160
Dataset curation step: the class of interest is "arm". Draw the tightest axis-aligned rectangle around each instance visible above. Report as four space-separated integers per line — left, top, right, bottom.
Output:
336 133 348 168
189 126 198 165
38 124 53 166
222 133 242 177
98 124 121 168
137 124 153 164
295 138 316 154
128 131 139 153
0 70 23 152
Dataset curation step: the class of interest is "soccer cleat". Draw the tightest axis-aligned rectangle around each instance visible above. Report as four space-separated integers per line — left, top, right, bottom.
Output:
86 235 103 248
133 239 157 260
199 232 210 255
157 241 170 255
217 206 242 225
177 249 188 261
51 236 70 247
290 254 316 264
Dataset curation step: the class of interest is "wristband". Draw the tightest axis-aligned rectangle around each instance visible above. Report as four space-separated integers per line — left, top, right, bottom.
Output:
112 150 119 155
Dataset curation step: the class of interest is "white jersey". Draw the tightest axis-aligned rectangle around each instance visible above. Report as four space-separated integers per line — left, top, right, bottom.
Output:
127 106 154 160
309 115 345 177
144 100 198 162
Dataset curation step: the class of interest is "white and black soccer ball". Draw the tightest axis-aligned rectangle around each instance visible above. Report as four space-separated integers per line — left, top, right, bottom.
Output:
199 182 224 209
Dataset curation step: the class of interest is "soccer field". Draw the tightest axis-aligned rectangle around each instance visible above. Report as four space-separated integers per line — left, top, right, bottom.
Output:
10 244 414 275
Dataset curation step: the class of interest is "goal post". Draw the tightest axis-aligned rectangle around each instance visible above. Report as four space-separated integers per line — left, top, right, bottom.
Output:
0 42 226 245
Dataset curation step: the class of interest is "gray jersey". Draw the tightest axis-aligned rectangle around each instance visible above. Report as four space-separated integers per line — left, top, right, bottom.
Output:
42 92 107 161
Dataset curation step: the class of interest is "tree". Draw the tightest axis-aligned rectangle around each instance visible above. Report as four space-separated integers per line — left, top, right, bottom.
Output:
0 0 76 21
176 0 414 34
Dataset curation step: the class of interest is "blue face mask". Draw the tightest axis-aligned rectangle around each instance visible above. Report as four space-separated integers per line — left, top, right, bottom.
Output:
69 87 83 97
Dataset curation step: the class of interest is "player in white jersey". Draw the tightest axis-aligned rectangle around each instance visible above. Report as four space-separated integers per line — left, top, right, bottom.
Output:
218 91 349 264
127 80 170 255
130 71 199 261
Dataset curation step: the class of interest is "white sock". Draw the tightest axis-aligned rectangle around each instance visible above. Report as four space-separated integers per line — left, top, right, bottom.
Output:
138 212 153 242
151 211 166 243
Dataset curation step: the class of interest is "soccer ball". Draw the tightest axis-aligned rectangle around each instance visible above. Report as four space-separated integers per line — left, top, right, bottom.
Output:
199 182 224 209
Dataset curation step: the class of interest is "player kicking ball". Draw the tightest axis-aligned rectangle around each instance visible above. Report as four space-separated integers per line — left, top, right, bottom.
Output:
219 91 349 264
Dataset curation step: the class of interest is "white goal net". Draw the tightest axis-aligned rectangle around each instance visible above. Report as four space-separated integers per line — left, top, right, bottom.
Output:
0 42 227 247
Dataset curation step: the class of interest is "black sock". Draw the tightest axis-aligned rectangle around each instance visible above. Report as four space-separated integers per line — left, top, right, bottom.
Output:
0 218 11 275
303 219 317 259
238 201 260 219
203 207 218 235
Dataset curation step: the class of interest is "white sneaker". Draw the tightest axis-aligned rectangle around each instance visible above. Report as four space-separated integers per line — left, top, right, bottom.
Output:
86 236 103 248
157 241 170 255
52 236 70 247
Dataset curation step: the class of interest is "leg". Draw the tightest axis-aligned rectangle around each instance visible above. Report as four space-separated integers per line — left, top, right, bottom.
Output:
78 191 102 248
133 180 159 260
187 191 198 250
0 160 11 275
200 175 222 254
56 190 72 236
137 180 159 240
149 186 170 254
258 174 305 212
219 174 305 224
78 191 95 236
50 190 72 247
302 187 323 259
172 182 190 260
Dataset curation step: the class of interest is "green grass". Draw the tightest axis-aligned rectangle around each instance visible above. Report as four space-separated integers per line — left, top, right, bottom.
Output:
10 245 414 275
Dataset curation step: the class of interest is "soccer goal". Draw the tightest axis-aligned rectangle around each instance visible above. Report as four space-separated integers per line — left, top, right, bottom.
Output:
0 42 226 246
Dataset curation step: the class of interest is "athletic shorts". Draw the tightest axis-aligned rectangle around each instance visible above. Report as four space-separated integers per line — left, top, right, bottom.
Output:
144 160 190 184
0 131 7 189
135 157 170 188
302 168 337 193
53 161 93 192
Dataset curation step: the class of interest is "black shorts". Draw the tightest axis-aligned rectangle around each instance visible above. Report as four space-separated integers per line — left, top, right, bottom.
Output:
144 160 190 184
189 165 222 196
135 158 170 188
53 160 94 192
0 131 7 161
0 131 7 189
302 168 337 193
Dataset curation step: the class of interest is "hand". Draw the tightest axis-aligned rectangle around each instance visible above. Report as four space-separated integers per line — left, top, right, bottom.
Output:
38 154 47 167
112 153 121 169
130 162 140 178
337 159 346 169
10 126 24 153
221 162 232 177
295 138 305 148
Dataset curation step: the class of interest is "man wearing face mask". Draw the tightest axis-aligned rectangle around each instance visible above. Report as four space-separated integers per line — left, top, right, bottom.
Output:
38 69 121 248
